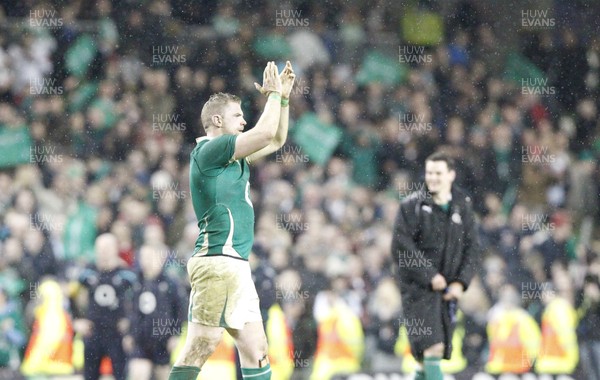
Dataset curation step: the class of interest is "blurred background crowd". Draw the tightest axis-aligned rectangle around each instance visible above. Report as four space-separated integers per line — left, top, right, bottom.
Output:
0 0 599 379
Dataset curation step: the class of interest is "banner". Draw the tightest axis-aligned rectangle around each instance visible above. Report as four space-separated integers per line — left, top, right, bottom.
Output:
503 53 547 88
291 112 342 166
0 127 32 168
402 8 444 46
65 34 98 78
356 50 407 86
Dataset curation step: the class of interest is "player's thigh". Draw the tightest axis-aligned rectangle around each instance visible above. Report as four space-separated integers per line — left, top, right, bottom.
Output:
228 321 268 361
128 358 153 380
186 320 224 342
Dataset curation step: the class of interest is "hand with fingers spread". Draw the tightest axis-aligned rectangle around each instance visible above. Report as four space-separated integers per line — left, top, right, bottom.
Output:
254 61 282 96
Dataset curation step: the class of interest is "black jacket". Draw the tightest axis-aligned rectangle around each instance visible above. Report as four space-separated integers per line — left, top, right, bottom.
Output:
392 186 480 290
78 267 137 333
391 186 481 360
129 271 187 343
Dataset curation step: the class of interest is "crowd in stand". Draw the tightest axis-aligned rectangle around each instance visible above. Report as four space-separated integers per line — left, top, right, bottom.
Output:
0 0 599 379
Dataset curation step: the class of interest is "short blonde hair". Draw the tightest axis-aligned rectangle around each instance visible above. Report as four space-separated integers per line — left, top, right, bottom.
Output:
200 92 241 132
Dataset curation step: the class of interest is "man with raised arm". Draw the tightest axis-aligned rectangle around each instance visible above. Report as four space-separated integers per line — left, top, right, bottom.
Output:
168 61 295 380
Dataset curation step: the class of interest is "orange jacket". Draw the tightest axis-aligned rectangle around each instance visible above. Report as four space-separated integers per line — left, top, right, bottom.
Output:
21 280 74 375
486 307 540 374
535 298 578 374
311 300 364 380
267 304 294 380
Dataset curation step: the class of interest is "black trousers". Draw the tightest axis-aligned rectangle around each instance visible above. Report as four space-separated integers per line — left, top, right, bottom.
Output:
84 332 127 380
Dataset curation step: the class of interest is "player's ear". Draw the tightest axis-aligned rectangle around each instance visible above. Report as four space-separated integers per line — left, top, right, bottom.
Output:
449 169 456 182
211 114 222 128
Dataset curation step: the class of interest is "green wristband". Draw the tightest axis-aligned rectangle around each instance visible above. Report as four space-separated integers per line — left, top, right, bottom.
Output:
268 92 281 101
281 97 289 107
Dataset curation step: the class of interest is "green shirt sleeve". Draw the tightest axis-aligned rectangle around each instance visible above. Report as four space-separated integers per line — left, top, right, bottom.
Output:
193 135 238 175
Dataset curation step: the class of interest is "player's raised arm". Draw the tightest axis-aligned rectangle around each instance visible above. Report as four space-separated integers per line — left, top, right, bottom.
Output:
247 61 296 164
234 61 282 160
270 61 294 147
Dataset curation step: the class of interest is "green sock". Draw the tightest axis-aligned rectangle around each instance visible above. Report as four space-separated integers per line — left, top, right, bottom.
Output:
415 369 425 380
168 365 200 380
241 363 271 379
424 356 443 380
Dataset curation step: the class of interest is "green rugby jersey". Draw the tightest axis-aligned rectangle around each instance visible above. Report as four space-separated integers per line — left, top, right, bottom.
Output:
189 135 254 260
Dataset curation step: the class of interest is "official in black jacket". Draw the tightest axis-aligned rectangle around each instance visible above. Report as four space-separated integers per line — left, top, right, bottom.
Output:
391 152 480 380
126 244 187 380
74 234 137 380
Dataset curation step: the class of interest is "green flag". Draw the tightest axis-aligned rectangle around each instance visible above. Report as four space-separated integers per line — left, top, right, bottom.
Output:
63 201 98 264
356 50 407 86
253 34 292 59
504 52 548 89
67 82 98 112
291 112 342 166
65 34 98 78
0 126 32 168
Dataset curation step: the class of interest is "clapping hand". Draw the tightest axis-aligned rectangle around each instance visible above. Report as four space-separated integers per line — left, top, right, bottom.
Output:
255 61 295 99
279 61 296 99
254 61 282 96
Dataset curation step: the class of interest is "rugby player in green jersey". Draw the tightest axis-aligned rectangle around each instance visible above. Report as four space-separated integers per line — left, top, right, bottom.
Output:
168 61 295 380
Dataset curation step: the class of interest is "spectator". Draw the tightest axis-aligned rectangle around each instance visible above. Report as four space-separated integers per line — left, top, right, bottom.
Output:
533 210 573 279
0 287 25 377
553 28 588 111
577 273 600 380
365 277 402 373
21 229 58 286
